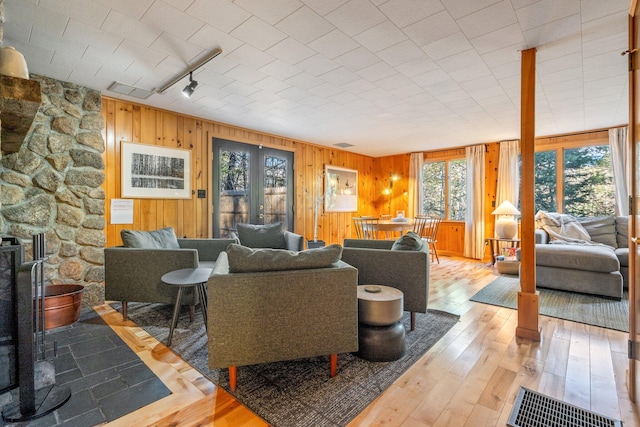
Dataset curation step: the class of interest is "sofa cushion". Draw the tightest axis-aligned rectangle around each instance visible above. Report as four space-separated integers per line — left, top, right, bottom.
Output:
121 227 180 249
236 223 286 249
616 216 629 248
391 231 423 251
615 247 629 268
536 243 619 273
578 216 617 248
226 243 342 273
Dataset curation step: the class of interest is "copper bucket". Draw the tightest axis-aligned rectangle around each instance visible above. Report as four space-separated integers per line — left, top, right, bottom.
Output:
40 284 84 330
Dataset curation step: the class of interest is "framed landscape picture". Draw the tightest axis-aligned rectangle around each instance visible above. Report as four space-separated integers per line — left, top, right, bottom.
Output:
121 141 191 199
325 165 358 212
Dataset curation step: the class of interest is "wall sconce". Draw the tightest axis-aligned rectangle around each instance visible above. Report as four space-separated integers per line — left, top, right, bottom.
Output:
382 174 401 214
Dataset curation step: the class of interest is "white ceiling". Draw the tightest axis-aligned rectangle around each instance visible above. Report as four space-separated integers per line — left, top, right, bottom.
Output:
2 0 630 157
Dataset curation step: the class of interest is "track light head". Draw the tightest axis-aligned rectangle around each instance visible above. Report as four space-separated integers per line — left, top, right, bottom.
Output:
182 72 198 98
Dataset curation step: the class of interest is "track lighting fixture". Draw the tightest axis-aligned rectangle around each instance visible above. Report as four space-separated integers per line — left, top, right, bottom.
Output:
156 47 222 96
182 72 198 98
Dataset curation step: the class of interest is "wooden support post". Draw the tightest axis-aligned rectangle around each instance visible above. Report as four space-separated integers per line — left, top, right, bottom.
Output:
517 47 541 341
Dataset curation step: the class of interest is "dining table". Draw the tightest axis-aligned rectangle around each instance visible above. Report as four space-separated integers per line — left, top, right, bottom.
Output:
372 219 415 238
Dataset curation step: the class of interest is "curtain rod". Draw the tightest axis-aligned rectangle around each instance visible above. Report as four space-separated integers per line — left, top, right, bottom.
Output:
157 48 223 94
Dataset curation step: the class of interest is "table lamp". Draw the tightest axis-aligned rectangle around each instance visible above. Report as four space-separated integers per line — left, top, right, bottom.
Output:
492 200 520 239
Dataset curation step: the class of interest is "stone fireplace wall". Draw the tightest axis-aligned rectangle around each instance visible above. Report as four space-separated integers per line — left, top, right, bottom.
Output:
0 74 106 307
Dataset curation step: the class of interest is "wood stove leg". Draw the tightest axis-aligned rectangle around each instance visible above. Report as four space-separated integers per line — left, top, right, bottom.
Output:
330 354 337 378
122 302 127 321
229 366 237 391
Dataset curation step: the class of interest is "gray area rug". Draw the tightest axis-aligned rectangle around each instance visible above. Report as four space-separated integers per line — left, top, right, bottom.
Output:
470 275 629 332
122 303 459 427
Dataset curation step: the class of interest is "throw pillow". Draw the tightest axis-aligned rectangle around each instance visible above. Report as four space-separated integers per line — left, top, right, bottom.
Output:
121 227 180 249
226 243 342 273
616 216 629 248
236 223 286 249
391 231 423 251
578 216 617 248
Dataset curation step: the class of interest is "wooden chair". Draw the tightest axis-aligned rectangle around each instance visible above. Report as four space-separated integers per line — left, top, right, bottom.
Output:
421 216 442 263
412 215 430 237
353 217 379 239
380 214 394 239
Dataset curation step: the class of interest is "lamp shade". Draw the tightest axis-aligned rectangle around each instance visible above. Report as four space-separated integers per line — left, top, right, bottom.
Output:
491 200 520 216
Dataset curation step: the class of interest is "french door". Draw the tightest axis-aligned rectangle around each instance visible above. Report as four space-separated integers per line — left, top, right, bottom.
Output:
212 138 294 238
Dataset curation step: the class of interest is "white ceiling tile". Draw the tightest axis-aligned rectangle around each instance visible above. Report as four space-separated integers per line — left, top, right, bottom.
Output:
39 0 109 28
490 61 520 80
580 0 628 23
523 13 581 47
301 0 349 16
226 44 275 69
194 69 235 89
516 0 580 32
471 24 524 55
356 61 398 81
50 48 101 76
308 83 343 97
142 1 205 40
353 20 408 53
459 75 500 93
296 54 340 76
224 64 268 85
30 28 87 58
319 68 359 86
219 81 261 97
308 29 360 59
185 0 251 33
423 32 473 61
116 39 167 69
188 25 243 53
285 72 325 90
457 1 517 39
480 43 521 67
4 0 69 36
440 0 502 19
93 0 154 20
150 32 204 63
325 0 387 37
375 73 414 91
275 6 334 44
539 66 582 85
359 87 393 102
64 19 122 53
341 78 378 94
379 0 445 28
537 52 582 75
162 0 196 11
101 10 163 47
403 10 459 47
258 60 302 80
377 39 425 66
334 47 380 71
2 18 31 44
230 16 288 51
396 56 439 77
234 0 303 25
266 37 317 64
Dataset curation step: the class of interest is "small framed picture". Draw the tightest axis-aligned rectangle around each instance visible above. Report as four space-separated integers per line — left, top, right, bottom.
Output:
324 165 358 212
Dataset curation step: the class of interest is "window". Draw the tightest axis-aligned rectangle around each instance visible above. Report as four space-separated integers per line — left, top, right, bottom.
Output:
530 144 615 217
422 158 466 220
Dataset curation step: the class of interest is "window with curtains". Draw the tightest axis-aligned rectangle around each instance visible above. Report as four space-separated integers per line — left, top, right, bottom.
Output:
524 144 615 216
422 158 466 220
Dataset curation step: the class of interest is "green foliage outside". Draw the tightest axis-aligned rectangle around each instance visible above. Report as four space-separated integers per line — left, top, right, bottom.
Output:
533 150 557 213
562 146 615 217
421 159 466 219
220 149 249 192
421 161 445 216
448 159 466 220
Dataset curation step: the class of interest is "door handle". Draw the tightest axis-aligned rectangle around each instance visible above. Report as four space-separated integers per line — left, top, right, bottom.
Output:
259 214 264 218
632 237 640 244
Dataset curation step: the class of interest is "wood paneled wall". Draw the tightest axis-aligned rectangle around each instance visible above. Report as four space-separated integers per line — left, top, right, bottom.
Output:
101 97 376 247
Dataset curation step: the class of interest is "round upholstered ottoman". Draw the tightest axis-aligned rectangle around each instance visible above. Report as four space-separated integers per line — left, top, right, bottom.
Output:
356 285 406 362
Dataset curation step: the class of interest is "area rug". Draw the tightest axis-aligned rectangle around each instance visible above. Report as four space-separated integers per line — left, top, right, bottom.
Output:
470 275 629 332
122 303 459 427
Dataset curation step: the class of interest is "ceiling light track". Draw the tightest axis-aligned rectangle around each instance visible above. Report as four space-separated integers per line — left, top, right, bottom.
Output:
156 47 222 95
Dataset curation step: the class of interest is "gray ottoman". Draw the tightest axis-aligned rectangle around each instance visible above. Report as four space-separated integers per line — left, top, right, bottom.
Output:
356 285 405 362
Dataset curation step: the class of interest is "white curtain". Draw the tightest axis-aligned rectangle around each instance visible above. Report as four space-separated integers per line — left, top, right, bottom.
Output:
464 145 485 259
609 127 629 216
496 140 520 208
408 152 423 218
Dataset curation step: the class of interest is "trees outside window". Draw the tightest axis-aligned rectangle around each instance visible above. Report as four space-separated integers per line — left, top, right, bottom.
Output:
563 146 615 217
422 158 466 220
534 150 557 213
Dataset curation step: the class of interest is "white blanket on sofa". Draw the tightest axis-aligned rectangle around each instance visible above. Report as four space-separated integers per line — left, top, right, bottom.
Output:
534 211 592 244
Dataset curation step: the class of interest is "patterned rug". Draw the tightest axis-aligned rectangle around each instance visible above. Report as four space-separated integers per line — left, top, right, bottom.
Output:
470 275 629 332
123 303 459 427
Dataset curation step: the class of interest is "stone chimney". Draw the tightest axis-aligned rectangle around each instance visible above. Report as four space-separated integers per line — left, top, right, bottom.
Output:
0 0 43 155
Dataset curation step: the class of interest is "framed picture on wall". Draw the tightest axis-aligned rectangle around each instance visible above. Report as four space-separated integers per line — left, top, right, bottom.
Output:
121 141 191 199
325 165 358 212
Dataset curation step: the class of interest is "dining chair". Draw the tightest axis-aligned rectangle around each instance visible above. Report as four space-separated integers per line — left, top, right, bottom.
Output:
380 214 394 239
422 216 442 264
353 216 380 239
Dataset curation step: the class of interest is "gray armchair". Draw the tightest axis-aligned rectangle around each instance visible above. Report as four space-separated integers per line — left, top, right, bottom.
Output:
341 238 430 331
104 238 235 320
207 247 358 391
234 222 304 251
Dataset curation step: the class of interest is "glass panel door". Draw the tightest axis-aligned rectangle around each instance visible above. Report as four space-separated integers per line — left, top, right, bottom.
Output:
212 138 293 237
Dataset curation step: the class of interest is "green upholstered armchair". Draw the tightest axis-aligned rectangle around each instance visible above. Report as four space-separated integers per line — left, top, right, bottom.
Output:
207 246 358 391
341 238 430 331
234 222 304 251
105 236 235 320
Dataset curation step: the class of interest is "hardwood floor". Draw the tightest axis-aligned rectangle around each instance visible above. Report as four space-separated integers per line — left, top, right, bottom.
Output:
100 256 640 426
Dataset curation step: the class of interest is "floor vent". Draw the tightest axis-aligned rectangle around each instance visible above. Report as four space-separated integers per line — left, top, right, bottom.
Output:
508 388 622 427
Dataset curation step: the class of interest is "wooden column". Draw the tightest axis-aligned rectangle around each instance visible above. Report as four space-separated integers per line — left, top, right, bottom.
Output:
517 47 541 341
